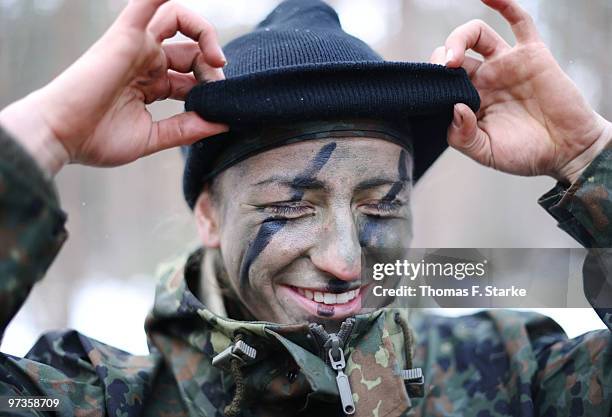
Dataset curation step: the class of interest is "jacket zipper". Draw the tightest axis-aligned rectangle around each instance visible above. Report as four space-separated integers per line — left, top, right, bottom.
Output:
309 318 356 415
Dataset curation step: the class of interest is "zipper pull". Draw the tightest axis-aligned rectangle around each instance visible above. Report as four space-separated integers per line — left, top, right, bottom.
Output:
309 319 357 415
328 340 355 415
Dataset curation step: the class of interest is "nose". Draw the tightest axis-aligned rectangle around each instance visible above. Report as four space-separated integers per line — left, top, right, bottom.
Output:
309 208 362 281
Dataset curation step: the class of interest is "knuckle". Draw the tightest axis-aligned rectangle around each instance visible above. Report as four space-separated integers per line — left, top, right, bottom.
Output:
468 19 487 29
156 0 175 15
523 13 536 26
176 118 187 141
200 20 216 37
448 19 484 44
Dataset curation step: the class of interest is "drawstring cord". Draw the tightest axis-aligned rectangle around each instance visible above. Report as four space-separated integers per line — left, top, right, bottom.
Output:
222 315 416 417
394 311 424 399
224 333 247 417
394 312 414 369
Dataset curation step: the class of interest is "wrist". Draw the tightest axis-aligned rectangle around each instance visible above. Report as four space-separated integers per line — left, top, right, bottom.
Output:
0 92 70 177
557 113 612 185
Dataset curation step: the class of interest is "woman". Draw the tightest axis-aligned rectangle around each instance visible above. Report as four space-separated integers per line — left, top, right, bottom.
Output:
0 0 610 415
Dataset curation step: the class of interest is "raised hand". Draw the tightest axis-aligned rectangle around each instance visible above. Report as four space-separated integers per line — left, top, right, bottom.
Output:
0 0 228 175
431 0 612 184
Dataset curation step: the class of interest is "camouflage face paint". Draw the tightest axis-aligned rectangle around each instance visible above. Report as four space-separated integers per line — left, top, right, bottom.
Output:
359 150 410 248
317 304 335 317
239 142 337 288
383 149 410 201
239 219 288 288
326 278 351 294
289 142 337 200
359 219 383 248
213 138 413 326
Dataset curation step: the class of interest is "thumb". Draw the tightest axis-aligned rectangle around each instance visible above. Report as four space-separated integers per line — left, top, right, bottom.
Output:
146 112 228 156
117 0 169 31
448 103 494 168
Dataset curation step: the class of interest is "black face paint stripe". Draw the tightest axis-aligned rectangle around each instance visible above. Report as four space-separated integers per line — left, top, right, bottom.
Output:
239 219 287 289
317 304 334 317
326 278 351 293
382 149 409 201
360 150 409 248
290 142 337 200
359 219 382 248
239 142 337 288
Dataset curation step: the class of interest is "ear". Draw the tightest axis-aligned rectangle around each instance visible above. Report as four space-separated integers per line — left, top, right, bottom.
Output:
194 189 221 248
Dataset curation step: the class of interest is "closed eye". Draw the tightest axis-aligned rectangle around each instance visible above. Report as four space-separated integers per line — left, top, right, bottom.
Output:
359 199 404 217
262 203 314 219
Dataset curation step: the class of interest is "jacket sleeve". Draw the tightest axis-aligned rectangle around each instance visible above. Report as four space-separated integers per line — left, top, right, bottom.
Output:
539 140 612 329
532 142 612 417
0 125 67 341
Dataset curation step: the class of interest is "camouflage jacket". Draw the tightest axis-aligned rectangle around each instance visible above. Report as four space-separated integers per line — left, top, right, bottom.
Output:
0 125 611 417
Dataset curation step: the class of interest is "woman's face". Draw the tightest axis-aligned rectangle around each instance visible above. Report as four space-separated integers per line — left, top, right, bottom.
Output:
200 137 413 328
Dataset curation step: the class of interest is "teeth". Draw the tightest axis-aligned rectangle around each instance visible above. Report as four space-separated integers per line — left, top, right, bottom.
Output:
337 292 349 304
296 287 360 305
324 293 336 305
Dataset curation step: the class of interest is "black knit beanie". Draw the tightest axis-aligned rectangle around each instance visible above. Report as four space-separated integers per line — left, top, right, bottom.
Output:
182 0 480 209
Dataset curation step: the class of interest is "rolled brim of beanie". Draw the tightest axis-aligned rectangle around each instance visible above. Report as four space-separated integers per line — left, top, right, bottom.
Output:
183 61 480 208
186 62 479 124
183 119 414 208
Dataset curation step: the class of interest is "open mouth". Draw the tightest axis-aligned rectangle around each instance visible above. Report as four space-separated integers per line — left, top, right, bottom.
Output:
294 287 359 305
278 284 365 319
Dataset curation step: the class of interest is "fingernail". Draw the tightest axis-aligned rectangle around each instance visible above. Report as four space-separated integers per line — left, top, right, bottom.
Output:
444 48 454 66
218 46 227 65
452 105 462 129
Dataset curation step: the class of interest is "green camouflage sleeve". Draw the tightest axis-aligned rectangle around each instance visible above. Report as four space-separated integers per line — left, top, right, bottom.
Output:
0 125 67 340
539 141 612 330
539 141 612 249
533 146 612 415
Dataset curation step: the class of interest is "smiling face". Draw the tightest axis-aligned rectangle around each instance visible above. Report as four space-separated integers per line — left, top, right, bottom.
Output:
195 137 414 329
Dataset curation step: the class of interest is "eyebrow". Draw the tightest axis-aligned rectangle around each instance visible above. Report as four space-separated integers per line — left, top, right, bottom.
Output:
252 176 409 193
354 177 409 192
252 176 328 192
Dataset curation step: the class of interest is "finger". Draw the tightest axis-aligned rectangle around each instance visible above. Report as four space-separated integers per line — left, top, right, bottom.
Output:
163 41 225 83
447 103 494 168
481 0 540 43
445 19 510 68
462 55 483 78
147 112 228 155
117 0 169 31
430 46 446 65
163 41 200 73
148 2 226 68
193 60 225 82
139 71 196 103
167 71 197 100
431 45 482 77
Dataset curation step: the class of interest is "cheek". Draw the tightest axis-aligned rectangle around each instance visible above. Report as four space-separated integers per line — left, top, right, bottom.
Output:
223 217 318 293
358 217 412 248
219 225 245 278
247 219 317 283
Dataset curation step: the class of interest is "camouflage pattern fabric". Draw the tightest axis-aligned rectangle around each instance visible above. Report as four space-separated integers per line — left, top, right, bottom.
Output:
0 125 611 416
539 140 612 330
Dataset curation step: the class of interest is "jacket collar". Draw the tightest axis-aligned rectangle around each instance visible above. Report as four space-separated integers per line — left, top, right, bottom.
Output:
145 248 411 416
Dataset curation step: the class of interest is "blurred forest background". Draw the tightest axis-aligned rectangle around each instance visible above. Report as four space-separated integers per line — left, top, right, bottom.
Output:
1 0 610 355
